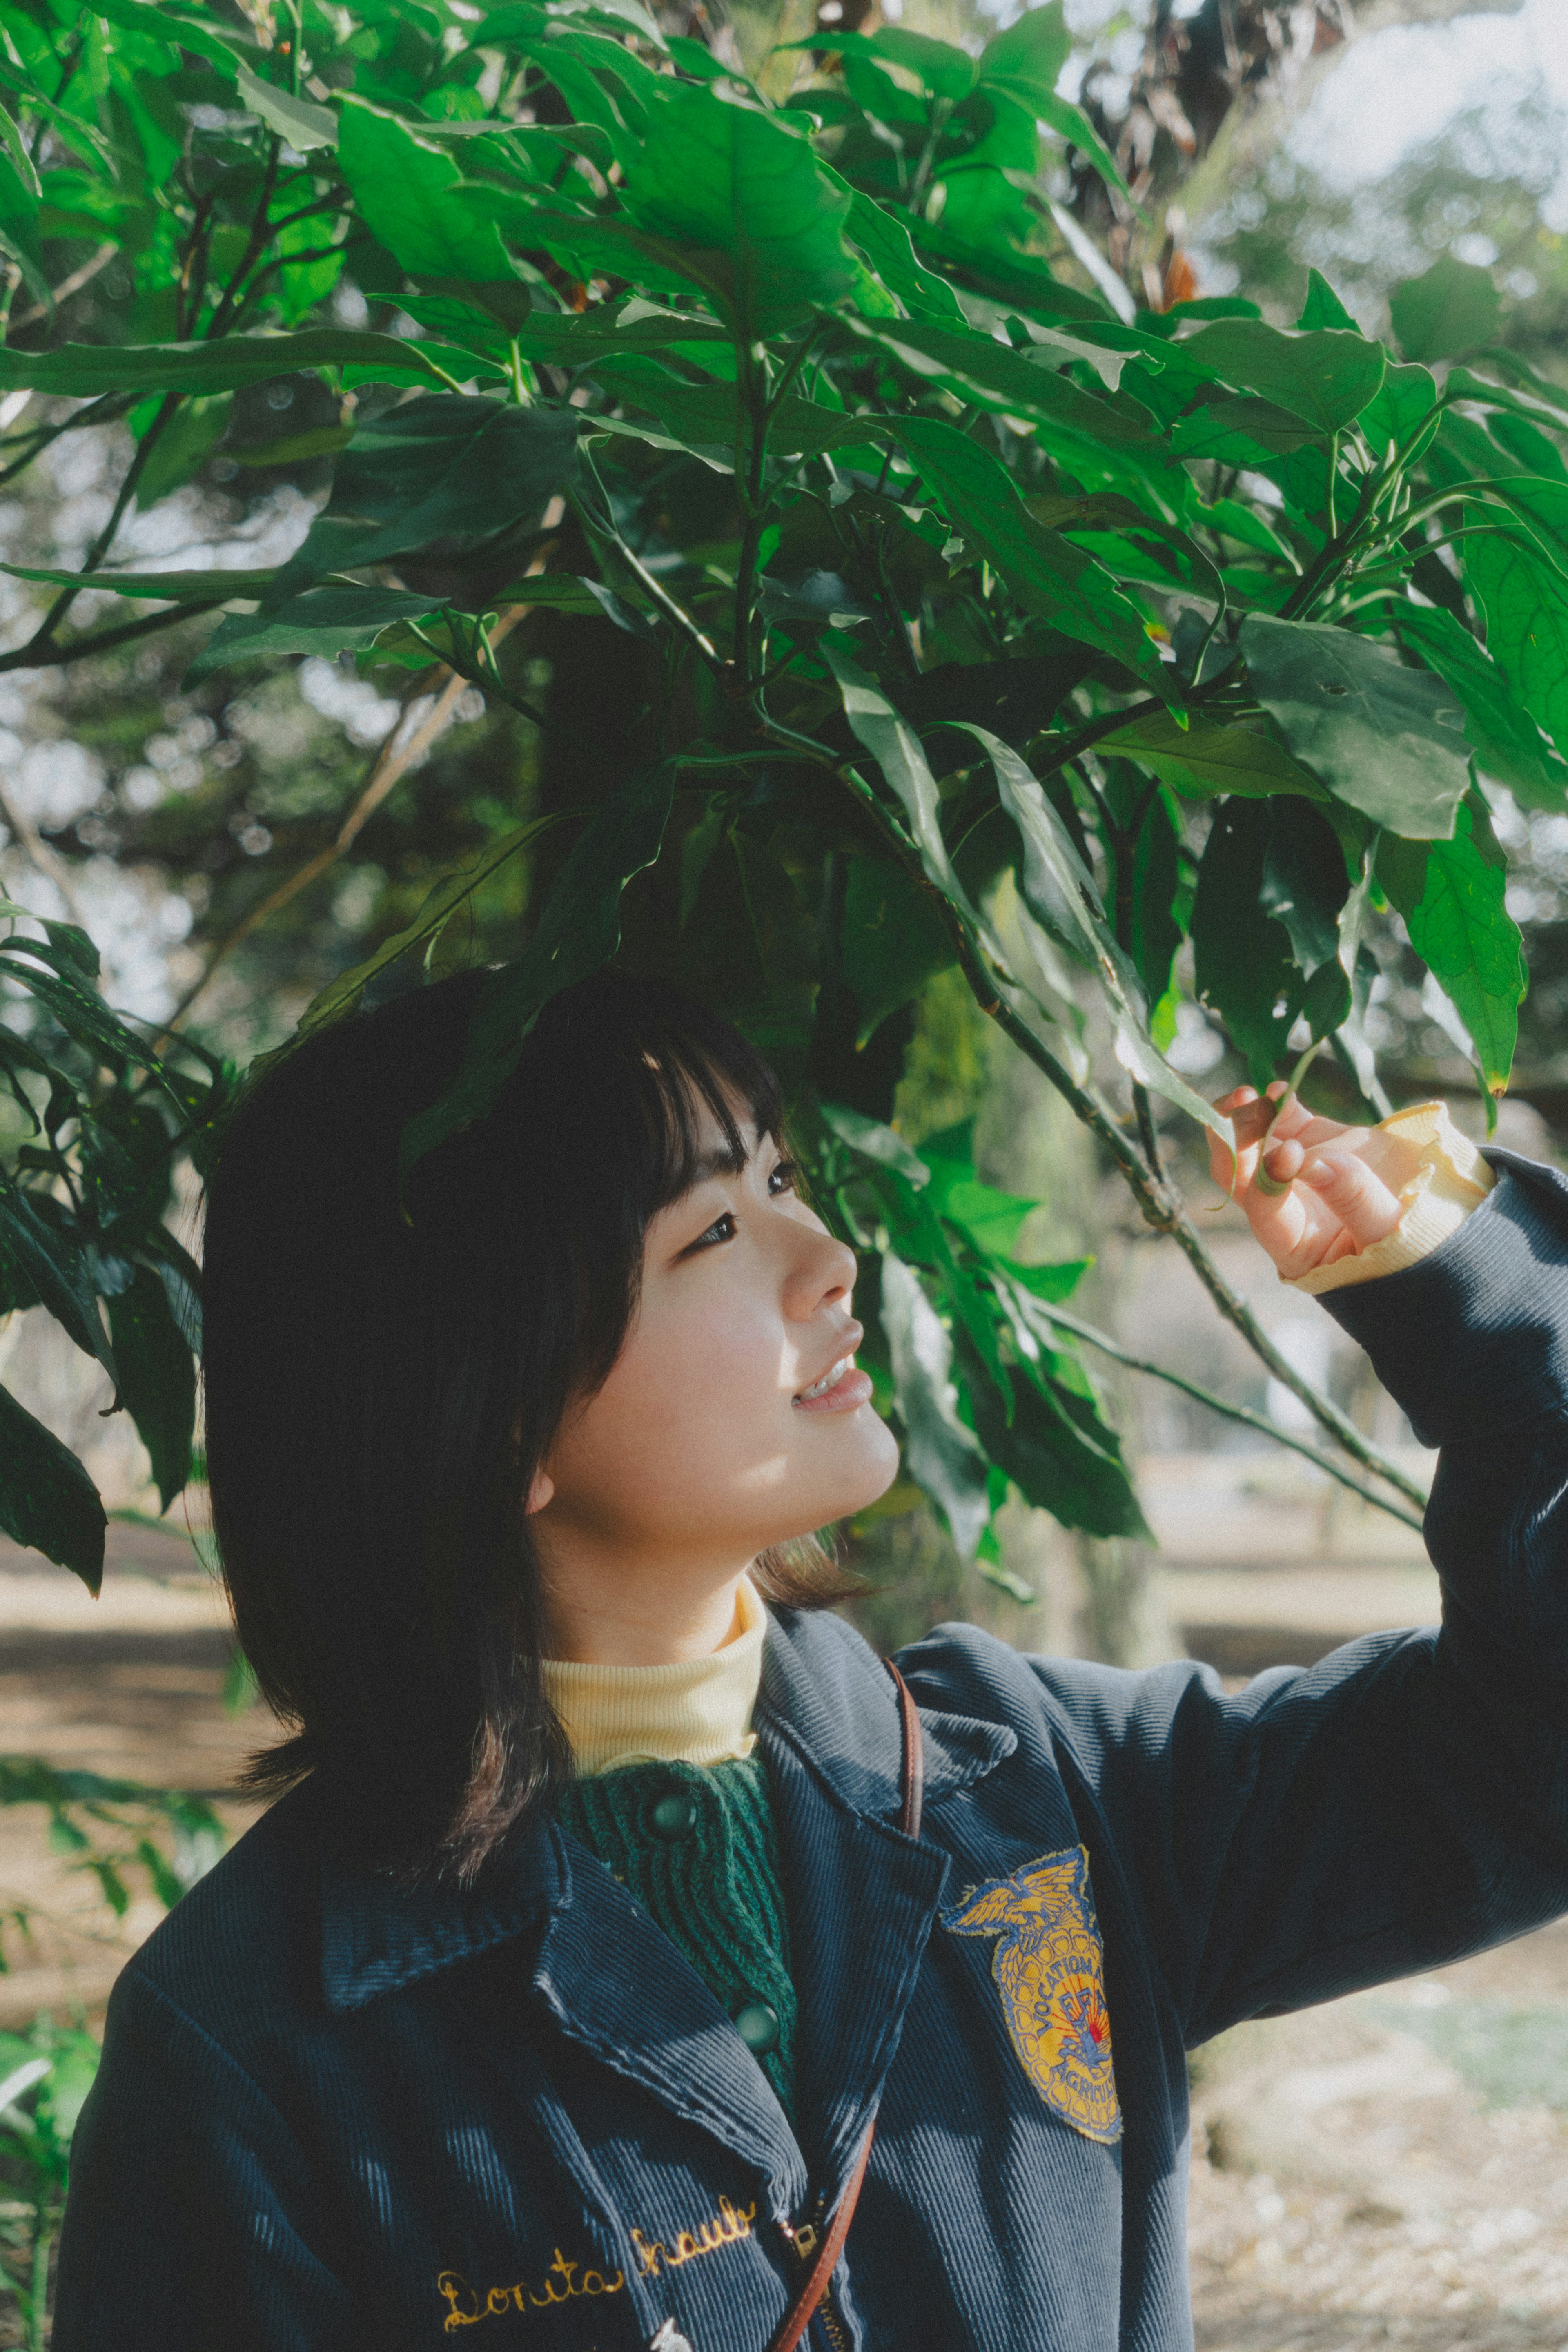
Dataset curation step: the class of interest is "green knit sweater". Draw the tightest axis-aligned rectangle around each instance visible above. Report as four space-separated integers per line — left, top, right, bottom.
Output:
553 1755 796 2116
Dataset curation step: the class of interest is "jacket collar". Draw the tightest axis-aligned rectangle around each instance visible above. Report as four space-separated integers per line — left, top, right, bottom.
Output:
318 1610 1015 2042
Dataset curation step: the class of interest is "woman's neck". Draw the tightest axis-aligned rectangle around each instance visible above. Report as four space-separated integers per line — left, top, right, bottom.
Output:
537 1557 753 1666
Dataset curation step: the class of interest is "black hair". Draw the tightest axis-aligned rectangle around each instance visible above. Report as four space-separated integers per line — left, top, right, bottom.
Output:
201 968 846 1883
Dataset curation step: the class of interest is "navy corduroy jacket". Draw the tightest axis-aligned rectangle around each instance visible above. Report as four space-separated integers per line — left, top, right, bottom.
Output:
54 1155 1568 2352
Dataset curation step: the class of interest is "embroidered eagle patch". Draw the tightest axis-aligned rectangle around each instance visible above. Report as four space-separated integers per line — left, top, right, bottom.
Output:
944 1844 1121 2145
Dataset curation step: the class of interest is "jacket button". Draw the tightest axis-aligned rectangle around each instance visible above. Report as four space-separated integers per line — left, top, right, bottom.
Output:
732 1997 780 2054
650 1790 699 1839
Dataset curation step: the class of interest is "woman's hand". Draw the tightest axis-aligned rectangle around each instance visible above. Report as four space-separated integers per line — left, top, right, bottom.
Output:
1207 1084 1408 1280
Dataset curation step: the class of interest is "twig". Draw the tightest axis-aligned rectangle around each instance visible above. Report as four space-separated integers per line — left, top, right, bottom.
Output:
0 780 84 926
1035 1298 1426 1532
156 620 526 1041
6 240 118 331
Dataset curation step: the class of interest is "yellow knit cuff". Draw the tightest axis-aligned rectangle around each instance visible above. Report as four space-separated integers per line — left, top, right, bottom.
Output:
1286 1099 1495 1298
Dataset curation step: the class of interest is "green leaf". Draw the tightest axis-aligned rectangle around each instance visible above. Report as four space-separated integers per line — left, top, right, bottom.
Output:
1192 799 1301 1086
840 856 956 1045
234 62 336 151
1166 393 1320 463
1180 320 1387 434
0 1184 118 1391
822 644 982 927
624 80 855 339
840 188 965 323
1357 360 1439 464
976 2 1071 114
962 725 1237 1148
106 1268 195 1514
1395 601 1568 810
1240 613 1472 839
1390 254 1501 363
890 415 1170 689
337 96 514 285
849 316 1172 470
401 764 676 1184
186 585 448 678
1463 525 1568 762
291 818 558 1048
819 1101 931 1187
0 331 456 401
1376 795 1524 1096
266 395 578 601
0 564 276 601
878 1251 990 1558
0 1383 105 1594
1099 708 1328 801
1296 270 1359 333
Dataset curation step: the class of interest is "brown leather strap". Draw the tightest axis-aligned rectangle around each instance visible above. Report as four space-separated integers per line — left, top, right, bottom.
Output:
762 1661 922 2352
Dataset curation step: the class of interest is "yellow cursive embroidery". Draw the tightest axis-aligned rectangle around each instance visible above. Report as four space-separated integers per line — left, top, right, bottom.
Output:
437 2249 626 2330
630 2194 757 2281
945 1843 1122 2145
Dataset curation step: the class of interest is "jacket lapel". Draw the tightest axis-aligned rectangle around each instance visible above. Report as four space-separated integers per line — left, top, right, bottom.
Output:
757 1613 1016 2205
528 1822 809 2209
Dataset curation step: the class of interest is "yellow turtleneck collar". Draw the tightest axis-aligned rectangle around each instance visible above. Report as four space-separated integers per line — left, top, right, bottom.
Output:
540 1576 766 1779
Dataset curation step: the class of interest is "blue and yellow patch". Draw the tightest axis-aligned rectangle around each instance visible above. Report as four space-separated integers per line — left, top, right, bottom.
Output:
944 1844 1121 2145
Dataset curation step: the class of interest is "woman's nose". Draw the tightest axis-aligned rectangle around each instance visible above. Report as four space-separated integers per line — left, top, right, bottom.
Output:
787 1227 857 1318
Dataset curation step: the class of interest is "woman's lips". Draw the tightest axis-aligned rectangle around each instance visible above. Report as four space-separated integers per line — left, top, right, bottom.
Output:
793 1360 874 1413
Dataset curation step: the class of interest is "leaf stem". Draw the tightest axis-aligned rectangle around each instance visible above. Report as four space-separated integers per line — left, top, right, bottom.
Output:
1035 1299 1425 1531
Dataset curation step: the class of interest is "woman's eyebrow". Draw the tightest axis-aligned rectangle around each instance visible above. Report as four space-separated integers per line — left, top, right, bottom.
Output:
685 1136 754 1188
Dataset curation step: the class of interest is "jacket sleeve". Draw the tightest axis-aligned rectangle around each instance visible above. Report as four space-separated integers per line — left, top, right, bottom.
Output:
1031 1155 1568 2047
53 1967 363 2352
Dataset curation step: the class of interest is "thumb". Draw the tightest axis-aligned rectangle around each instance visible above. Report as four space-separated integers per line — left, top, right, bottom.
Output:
1297 1148 1404 1250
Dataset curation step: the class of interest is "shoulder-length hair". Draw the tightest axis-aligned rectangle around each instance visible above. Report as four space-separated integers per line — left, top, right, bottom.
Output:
202 968 845 1883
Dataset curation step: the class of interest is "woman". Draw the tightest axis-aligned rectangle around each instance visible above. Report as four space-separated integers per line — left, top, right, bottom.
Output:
54 967 1568 2351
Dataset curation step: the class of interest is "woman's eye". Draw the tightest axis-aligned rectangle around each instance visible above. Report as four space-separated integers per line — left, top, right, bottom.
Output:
694 1212 736 1249
769 1157 798 1196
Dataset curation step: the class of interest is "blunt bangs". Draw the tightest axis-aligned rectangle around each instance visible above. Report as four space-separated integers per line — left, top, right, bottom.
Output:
202 966 839 1884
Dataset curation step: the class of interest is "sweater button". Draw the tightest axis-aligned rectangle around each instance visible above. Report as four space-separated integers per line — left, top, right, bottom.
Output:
650 1790 698 1839
732 1997 780 2054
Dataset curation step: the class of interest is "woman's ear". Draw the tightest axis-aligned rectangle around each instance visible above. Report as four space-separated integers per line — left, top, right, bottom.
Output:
525 1468 556 1516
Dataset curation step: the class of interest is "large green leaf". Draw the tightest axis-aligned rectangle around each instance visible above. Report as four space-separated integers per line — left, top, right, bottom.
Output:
1240 613 1472 839
848 315 1171 461
187 585 452 678
823 645 982 928
0 330 454 399
1394 601 1568 810
840 188 965 322
107 1267 194 1514
1390 254 1501 363
235 62 336 151
976 2 1071 111
266 396 578 602
0 1383 105 1594
1098 709 1327 801
337 97 514 284
1463 528 1568 763
1192 800 1301 1086
840 856 956 1045
1376 796 1524 1097
1180 320 1387 434
401 763 675 1183
623 80 855 339
0 1184 118 1391
878 1251 990 1558
0 563 274 601
890 416 1169 688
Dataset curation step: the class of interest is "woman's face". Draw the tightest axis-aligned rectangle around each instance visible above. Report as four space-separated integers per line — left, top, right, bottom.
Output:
532 1106 900 1581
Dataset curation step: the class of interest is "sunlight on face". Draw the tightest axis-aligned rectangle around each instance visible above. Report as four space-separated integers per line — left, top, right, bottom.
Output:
534 1108 900 1578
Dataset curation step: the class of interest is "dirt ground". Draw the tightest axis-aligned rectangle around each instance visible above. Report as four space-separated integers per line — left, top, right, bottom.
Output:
5 1474 1568 2350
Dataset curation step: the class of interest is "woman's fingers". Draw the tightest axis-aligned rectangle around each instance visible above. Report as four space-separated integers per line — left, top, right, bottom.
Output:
1296 1147 1404 1249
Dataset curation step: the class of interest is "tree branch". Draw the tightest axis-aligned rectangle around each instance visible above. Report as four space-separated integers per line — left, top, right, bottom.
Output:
1035 1298 1426 1531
